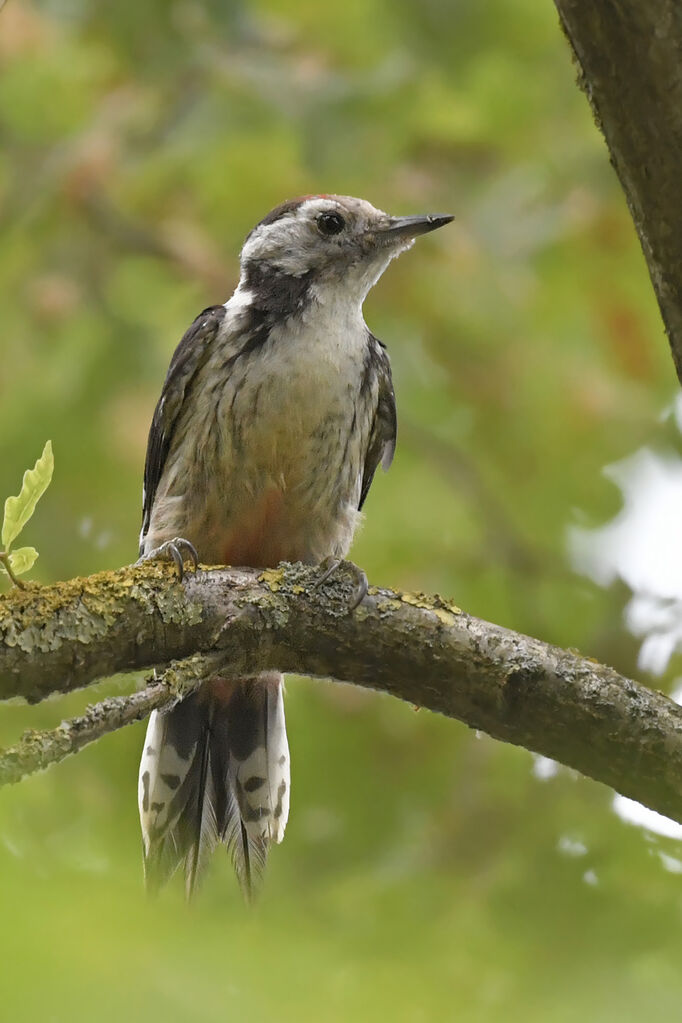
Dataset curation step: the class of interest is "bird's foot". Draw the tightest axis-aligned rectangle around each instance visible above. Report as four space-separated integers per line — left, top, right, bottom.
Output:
139 537 199 581
314 557 368 611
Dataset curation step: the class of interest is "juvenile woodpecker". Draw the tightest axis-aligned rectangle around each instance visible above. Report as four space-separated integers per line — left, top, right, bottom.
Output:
137 194 453 897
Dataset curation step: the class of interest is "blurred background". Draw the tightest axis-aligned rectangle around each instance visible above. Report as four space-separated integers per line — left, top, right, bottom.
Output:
2 1 682 1020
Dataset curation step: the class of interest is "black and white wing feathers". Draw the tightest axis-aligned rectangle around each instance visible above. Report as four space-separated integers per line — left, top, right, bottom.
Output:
140 305 227 553
359 334 397 511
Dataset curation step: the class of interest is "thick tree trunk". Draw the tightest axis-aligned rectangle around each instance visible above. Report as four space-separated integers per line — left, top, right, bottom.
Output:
554 0 682 383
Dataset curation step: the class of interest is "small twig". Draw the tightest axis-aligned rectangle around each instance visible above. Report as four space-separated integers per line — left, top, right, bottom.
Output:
0 552 26 590
0 652 222 786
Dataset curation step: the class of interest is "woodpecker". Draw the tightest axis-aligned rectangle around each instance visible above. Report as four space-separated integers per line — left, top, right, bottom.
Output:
137 194 453 898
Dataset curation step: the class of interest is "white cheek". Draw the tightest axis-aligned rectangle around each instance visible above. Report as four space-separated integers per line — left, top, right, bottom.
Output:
241 220 317 277
240 225 269 264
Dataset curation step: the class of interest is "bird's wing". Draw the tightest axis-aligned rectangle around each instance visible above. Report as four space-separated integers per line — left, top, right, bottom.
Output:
358 334 397 511
140 305 227 553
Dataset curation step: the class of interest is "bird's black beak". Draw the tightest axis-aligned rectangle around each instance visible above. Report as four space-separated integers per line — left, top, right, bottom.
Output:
382 213 454 240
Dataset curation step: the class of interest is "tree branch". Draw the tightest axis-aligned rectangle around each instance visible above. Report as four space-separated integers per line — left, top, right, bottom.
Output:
554 0 682 384
0 653 223 786
2 562 682 822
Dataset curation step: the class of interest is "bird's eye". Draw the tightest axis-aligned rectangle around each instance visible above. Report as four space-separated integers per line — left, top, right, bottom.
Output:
317 212 345 236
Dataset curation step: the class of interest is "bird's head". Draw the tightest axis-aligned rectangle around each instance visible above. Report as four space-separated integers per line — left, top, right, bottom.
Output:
240 195 453 303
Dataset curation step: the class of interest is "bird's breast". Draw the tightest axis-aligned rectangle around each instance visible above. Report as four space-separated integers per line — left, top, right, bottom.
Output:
225 311 367 471
195 312 371 565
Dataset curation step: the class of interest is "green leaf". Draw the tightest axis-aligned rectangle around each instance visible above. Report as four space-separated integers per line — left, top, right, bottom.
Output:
6 546 39 576
2 440 54 551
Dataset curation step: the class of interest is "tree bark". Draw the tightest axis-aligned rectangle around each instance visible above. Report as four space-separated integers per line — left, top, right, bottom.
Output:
554 0 682 384
0 653 221 785
2 562 682 823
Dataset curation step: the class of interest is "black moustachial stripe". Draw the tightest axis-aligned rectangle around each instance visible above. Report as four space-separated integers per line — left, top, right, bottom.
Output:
234 263 315 366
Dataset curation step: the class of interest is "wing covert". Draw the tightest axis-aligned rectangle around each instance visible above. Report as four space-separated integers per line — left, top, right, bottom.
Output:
358 335 397 512
140 305 227 552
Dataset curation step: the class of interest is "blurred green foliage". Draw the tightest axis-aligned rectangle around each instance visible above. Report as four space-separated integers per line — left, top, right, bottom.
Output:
1 1 681 1020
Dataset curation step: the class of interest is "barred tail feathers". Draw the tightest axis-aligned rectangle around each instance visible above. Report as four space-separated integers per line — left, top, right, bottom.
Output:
138 673 290 898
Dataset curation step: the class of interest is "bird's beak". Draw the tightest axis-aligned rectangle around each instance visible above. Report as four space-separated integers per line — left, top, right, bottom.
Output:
381 213 454 240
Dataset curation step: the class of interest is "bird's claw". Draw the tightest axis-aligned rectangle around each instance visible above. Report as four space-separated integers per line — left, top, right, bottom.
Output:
140 537 199 581
315 556 342 589
314 557 368 611
347 567 369 610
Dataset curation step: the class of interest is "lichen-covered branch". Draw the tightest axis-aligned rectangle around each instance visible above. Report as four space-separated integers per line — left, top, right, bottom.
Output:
554 0 682 384
0 653 223 786
2 561 682 823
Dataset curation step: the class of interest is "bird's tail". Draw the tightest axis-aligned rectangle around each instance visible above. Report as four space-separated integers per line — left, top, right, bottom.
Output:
138 672 290 900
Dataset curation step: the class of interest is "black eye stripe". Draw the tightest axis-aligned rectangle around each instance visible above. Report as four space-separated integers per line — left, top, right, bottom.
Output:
317 212 345 236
